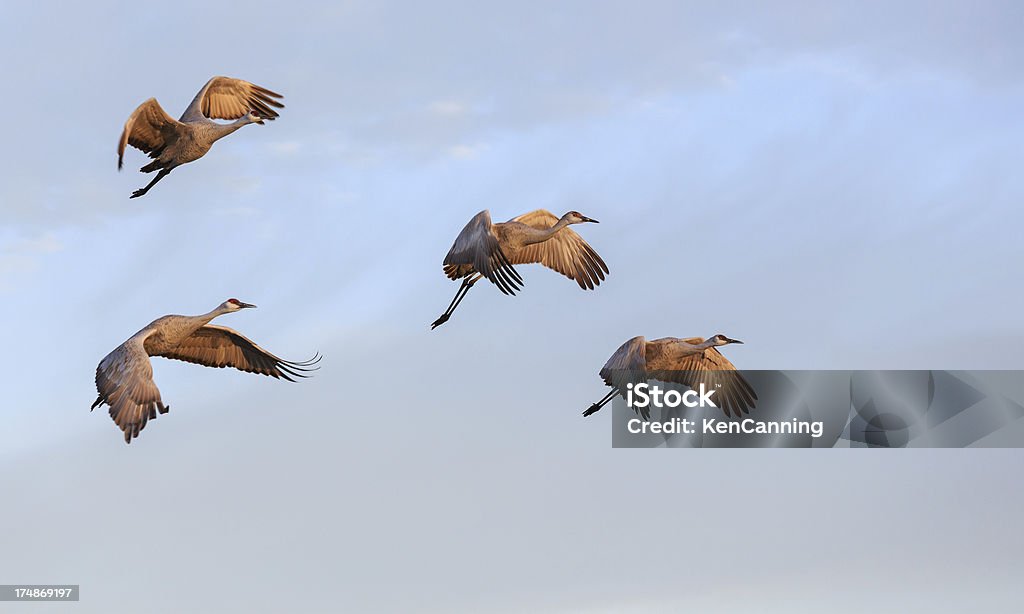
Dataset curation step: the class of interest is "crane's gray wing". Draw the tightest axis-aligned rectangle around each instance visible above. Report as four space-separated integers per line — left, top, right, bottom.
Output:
117 98 182 169
91 334 167 444
648 339 757 418
599 336 651 419
180 76 284 123
442 210 523 295
153 325 320 381
506 209 609 290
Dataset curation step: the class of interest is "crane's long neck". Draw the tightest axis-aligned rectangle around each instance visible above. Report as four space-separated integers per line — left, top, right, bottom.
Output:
196 305 232 325
160 307 230 345
522 217 572 245
209 117 250 142
694 338 718 351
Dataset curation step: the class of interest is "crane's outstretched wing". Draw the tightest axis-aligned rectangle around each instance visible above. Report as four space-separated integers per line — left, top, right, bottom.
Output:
647 338 757 418
180 76 284 123
506 209 609 290
598 336 651 419
153 325 320 381
92 334 167 444
117 98 182 169
442 210 523 295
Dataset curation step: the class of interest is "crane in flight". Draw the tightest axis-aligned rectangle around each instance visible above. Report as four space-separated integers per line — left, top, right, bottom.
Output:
117 76 284 198
431 209 609 328
583 335 756 420
91 299 319 444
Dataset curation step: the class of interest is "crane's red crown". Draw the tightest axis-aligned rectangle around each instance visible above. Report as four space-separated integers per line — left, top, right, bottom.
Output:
227 298 242 305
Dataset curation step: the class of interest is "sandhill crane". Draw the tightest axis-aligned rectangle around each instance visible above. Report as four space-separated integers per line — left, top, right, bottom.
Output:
91 299 319 444
117 76 284 198
583 335 756 419
431 209 609 328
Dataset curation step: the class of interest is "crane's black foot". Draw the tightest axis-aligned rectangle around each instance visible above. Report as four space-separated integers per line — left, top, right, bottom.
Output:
583 404 602 417
130 189 147 199
430 314 450 329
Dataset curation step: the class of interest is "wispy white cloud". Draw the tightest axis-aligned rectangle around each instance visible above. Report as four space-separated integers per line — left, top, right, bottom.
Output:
268 140 303 156
3 232 62 255
428 100 468 116
0 231 63 291
447 143 485 160
212 205 261 217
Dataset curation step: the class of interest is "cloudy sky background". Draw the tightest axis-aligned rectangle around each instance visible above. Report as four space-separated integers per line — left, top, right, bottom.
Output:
1 1 1022 611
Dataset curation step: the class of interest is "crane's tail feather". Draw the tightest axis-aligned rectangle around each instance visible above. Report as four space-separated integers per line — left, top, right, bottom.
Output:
109 400 169 445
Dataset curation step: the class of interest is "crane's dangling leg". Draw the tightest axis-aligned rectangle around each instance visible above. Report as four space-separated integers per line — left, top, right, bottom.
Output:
130 168 172 199
431 274 481 329
583 389 619 417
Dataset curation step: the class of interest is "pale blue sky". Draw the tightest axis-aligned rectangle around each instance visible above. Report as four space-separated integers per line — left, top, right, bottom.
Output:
1 1 1023 612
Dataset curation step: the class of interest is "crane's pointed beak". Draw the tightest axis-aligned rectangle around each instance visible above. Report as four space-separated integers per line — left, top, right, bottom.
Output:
239 302 257 309
728 338 743 344
581 216 599 223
